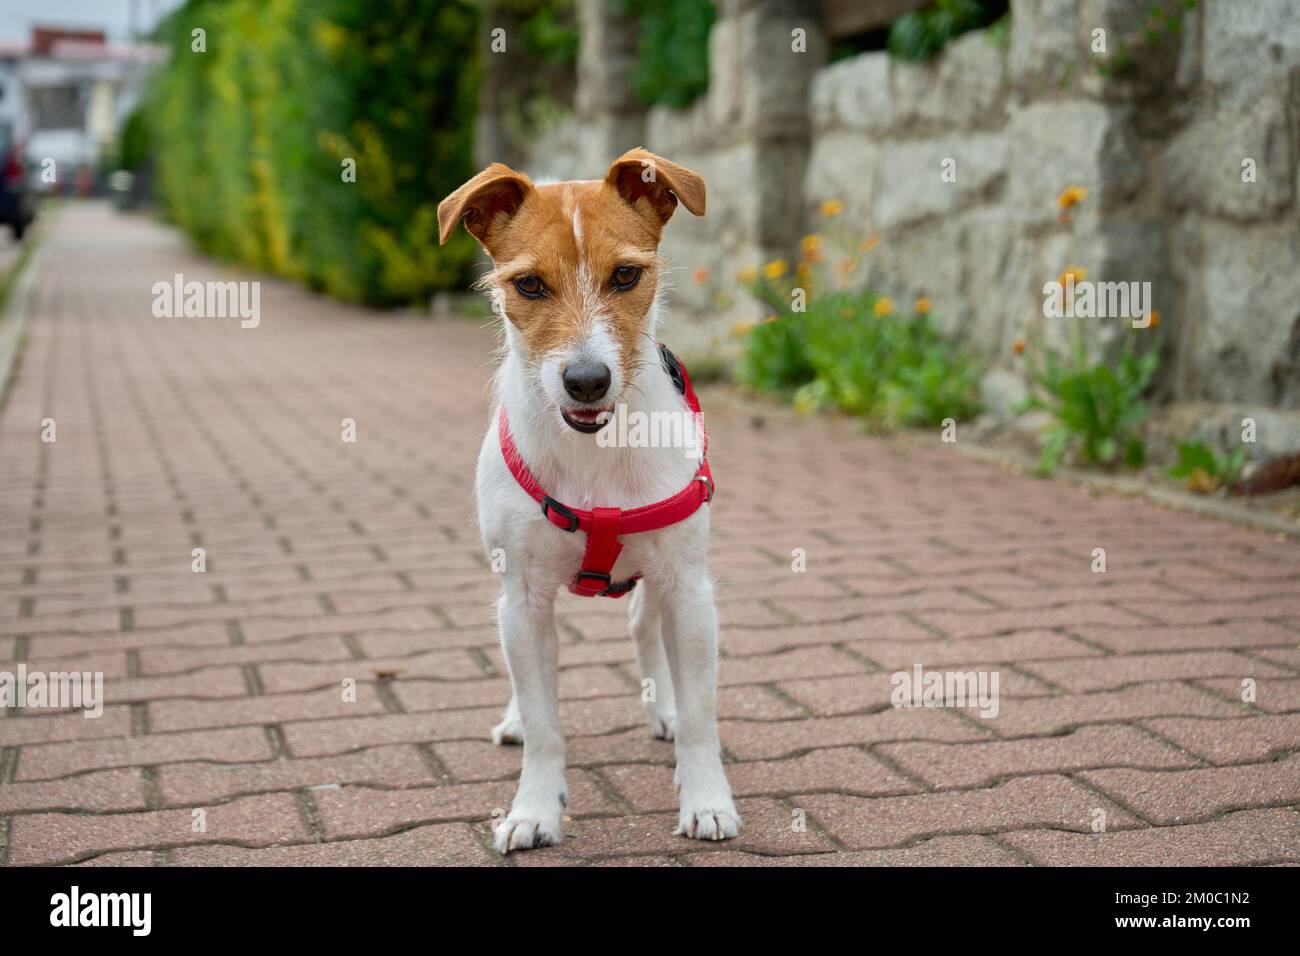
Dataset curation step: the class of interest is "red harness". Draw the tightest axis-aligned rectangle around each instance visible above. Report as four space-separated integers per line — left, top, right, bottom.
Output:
497 345 714 598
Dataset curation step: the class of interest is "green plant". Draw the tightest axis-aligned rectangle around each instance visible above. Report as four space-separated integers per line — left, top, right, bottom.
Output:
149 0 480 306
519 2 579 66
883 340 981 429
115 107 152 172
1095 0 1194 78
735 311 815 395
735 272 980 430
1167 440 1246 494
887 0 1005 62
622 0 715 108
1018 320 1159 476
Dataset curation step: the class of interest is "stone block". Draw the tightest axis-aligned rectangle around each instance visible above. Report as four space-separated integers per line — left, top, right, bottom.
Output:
891 30 1007 130
1164 93 1295 222
1005 100 1144 228
1203 0 1300 101
873 133 1006 230
1008 0 1080 94
1186 218 1300 405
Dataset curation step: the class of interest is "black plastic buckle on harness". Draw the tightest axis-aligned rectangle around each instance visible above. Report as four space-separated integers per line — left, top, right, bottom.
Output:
658 343 687 396
574 569 638 597
541 496 580 532
602 576 639 597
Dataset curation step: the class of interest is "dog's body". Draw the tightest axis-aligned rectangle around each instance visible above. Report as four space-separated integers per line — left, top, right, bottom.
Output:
439 149 739 853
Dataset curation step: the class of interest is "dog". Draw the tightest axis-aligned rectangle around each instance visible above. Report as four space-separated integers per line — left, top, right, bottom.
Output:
437 148 739 854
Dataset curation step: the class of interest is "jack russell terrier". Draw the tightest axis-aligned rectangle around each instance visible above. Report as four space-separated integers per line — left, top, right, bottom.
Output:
438 148 739 853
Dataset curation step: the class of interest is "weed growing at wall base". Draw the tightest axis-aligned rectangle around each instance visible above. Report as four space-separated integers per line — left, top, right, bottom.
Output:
1017 318 1160 476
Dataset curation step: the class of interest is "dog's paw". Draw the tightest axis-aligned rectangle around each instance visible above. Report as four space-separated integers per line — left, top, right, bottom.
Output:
675 805 741 842
646 709 676 741
493 807 563 854
491 714 524 746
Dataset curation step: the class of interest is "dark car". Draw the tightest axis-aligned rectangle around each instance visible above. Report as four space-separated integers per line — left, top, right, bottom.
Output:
0 146 35 240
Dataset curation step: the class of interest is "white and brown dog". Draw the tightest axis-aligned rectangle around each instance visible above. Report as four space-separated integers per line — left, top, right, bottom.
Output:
437 148 739 853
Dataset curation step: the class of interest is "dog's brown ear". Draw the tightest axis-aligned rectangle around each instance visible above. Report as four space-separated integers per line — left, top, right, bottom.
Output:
605 148 706 225
437 163 534 245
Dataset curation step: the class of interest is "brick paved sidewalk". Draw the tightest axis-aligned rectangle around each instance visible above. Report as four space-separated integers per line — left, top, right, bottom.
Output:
1 203 1298 867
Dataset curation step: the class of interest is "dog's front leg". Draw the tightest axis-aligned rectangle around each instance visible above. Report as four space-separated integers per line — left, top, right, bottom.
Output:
629 585 677 740
493 580 566 853
659 574 740 841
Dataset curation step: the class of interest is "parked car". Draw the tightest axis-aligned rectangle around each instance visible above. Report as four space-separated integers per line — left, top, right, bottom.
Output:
0 147 36 240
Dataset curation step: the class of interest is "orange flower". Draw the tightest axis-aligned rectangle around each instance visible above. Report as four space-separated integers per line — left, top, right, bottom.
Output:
859 233 881 254
737 266 758 284
692 266 709 285
800 234 824 262
873 297 894 318
1012 338 1026 355
760 314 779 324
762 259 789 280
1148 309 1161 329
1058 265 1089 287
1057 185 1088 210
820 199 845 217
914 297 932 315
731 321 755 338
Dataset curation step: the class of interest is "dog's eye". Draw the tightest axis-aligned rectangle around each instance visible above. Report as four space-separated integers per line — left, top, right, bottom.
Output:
513 275 545 299
611 266 641 291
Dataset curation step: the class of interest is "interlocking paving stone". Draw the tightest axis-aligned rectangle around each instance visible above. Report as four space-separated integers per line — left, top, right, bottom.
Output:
876 725 1200 789
793 776 1141 850
169 823 497 866
1079 754 1300 825
999 809 1300 866
8 792 308 866
1142 714 1300 766
687 835 1025 866
156 744 438 805
1019 651 1292 693
2 203 1296 866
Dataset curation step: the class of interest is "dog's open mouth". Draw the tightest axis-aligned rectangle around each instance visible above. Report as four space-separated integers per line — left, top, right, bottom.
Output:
561 406 613 434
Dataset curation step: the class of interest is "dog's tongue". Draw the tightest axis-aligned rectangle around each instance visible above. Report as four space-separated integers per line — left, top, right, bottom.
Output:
567 408 605 423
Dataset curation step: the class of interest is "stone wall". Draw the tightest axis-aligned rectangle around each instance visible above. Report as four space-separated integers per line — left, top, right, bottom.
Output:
504 0 1300 414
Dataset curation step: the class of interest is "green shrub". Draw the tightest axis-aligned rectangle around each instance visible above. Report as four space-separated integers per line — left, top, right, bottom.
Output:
1018 321 1159 476
149 0 480 305
1167 440 1246 494
888 0 1006 61
622 0 715 108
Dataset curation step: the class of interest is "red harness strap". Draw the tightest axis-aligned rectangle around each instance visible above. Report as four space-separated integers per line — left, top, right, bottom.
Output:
497 347 714 598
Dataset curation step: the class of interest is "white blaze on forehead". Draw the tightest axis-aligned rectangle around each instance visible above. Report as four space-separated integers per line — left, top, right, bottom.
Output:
572 204 600 319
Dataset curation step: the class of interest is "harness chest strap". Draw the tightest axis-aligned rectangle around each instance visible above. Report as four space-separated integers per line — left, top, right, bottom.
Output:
497 346 714 598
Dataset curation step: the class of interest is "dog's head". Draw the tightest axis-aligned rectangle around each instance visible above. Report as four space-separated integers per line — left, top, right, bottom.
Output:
438 148 705 433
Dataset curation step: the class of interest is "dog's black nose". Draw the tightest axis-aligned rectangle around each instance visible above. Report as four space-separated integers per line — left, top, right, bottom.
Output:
563 362 611 403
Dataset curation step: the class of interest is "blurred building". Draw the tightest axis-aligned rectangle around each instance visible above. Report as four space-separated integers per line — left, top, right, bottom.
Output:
0 25 164 191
